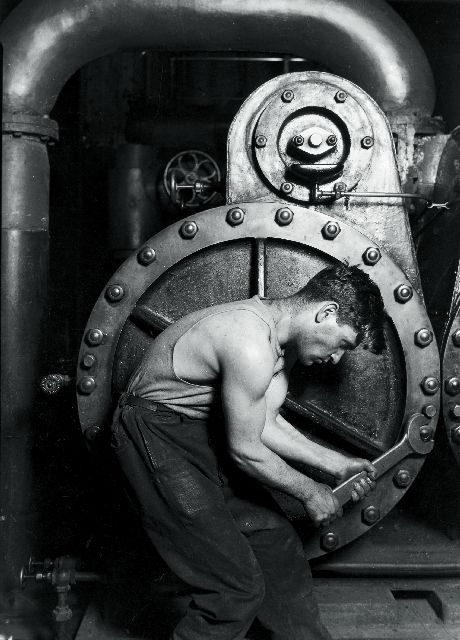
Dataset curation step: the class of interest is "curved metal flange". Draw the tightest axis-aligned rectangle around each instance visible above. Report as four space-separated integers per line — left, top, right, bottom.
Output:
441 302 460 466
77 201 440 554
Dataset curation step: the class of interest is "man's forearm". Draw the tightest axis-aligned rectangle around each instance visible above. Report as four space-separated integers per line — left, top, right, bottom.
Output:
229 439 319 501
261 413 346 478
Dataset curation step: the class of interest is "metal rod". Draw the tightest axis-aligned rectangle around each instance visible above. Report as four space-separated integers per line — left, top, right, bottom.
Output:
312 562 460 578
317 189 449 209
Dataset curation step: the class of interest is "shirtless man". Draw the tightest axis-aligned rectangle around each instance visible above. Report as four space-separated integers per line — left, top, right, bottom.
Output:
111 263 385 640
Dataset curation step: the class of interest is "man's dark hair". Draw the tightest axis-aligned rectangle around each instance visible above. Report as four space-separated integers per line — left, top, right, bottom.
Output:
290 263 386 354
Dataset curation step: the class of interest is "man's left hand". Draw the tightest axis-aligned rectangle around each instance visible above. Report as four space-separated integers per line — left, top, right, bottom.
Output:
335 457 377 502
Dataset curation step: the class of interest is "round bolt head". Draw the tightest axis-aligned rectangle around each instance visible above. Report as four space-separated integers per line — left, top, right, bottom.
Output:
451 426 460 445
180 221 198 239
226 207 245 226
137 246 156 266
334 182 347 194
326 134 337 146
322 221 341 240
394 469 412 488
445 377 460 396
105 284 125 303
85 328 103 346
292 135 304 147
419 426 434 442
255 135 267 148
422 404 437 419
362 247 381 266
281 89 294 103
361 136 374 149
320 532 339 551
77 376 96 395
452 329 460 347
85 425 103 442
394 284 413 304
450 404 460 419
421 376 440 395
362 505 380 525
82 353 96 369
414 328 433 348
281 182 294 194
335 90 347 103
275 208 294 226
309 133 323 148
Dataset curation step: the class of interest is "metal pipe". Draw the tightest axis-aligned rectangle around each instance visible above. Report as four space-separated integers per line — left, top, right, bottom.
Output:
1 0 435 116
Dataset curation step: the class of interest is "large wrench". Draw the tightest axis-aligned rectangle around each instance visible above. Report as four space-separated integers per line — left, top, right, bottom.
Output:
333 413 434 507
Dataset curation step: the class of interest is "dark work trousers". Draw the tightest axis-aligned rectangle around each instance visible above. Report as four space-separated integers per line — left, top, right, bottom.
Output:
111 394 332 640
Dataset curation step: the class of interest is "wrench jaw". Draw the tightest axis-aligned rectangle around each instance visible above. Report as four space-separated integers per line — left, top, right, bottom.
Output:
333 413 434 509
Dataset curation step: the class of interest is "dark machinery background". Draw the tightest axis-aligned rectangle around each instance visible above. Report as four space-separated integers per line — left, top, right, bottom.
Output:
1 1 460 639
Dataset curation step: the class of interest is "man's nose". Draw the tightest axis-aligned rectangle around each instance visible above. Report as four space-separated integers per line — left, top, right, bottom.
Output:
331 350 344 365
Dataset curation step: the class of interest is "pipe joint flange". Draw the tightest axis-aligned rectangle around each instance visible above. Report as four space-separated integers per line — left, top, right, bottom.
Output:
2 113 59 144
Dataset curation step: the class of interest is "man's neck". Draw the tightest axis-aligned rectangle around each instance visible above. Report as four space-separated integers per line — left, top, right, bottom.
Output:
260 298 294 348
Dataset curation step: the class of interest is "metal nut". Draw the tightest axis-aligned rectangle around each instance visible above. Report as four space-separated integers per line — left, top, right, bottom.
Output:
226 208 245 226
361 136 374 149
180 221 198 239
292 135 304 147
362 505 380 525
414 328 433 348
320 532 339 551
334 182 347 193
445 377 460 396
81 354 96 369
362 247 381 266
281 89 294 103
394 284 413 304
137 246 156 266
85 328 103 346
105 284 125 303
452 329 460 347
322 221 341 240
394 469 411 488
275 208 294 226
255 135 267 148
77 376 96 395
451 426 460 445
421 376 440 395
450 404 460 419
422 404 437 419
326 134 337 146
335 90 347 103
419 426 434 442
280 182 294 194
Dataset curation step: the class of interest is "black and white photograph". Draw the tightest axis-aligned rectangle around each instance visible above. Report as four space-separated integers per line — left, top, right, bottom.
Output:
1 1 460 639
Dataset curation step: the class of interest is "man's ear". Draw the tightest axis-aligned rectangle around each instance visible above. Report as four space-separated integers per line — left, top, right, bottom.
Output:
315 301 339 323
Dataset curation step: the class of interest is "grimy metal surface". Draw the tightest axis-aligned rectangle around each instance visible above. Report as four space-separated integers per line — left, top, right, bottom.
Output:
76 201 439 557
228 72 422 293
441 303 460 467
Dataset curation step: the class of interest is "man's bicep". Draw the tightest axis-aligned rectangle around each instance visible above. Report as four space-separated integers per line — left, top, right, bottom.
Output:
220 345 273 451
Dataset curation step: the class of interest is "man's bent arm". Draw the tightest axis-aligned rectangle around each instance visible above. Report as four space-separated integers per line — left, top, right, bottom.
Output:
219 337 340 523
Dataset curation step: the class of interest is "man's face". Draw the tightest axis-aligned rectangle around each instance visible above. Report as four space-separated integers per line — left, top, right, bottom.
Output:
293 302 360 367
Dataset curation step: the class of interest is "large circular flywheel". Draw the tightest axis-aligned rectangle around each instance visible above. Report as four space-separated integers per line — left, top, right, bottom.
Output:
77 202 439 558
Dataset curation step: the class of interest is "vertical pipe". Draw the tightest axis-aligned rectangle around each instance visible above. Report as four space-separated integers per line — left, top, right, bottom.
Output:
1 135 50 590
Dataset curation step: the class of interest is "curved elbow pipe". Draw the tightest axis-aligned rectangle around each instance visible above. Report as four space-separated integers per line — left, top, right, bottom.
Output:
1 0 435 117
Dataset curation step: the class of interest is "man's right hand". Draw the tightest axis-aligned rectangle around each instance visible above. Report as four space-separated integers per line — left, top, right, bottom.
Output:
301 481 343 527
